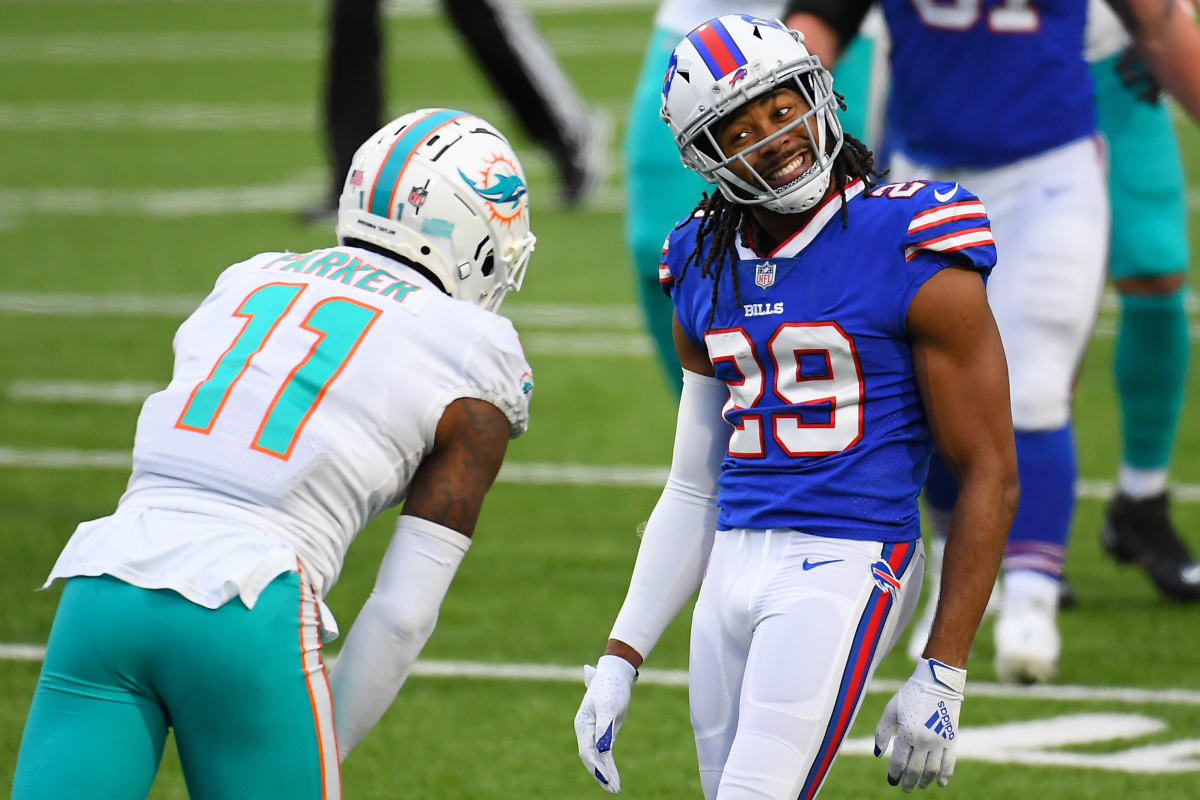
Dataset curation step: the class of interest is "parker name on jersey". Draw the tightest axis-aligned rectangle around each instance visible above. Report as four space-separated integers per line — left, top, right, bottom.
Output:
46 246 533 633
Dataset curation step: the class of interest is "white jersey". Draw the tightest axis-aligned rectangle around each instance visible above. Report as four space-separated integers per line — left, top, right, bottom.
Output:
655 0 783 36
46 246 532 636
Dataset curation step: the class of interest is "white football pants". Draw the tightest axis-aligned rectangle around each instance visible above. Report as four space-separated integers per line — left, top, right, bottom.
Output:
891 136 1109 430
690 529 923 800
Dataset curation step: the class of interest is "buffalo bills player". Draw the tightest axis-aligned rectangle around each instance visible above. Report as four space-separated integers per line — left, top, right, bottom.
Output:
785 0 1200 683
573 16 1018 798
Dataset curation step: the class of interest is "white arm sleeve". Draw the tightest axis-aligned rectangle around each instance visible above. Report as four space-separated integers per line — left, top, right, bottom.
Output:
607 369 729 661
329 514 470 759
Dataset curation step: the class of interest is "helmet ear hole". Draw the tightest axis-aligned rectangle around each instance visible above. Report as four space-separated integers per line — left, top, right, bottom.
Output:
481 252 495 278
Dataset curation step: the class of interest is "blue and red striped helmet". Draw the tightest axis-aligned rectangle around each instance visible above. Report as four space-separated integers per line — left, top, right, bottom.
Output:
336 109 536 312
661 15 844 214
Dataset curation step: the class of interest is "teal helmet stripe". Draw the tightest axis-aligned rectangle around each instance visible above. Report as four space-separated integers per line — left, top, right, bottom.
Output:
368 108 466 218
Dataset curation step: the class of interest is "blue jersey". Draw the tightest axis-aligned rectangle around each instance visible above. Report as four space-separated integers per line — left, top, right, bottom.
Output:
881 0 1094 168
661 179 996 541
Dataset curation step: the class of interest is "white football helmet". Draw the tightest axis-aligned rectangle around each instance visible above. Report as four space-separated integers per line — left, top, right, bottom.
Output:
336 109 536 312
660 15 844 214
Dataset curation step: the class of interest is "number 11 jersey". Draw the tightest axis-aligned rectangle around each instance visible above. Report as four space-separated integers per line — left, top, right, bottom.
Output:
46 246 532 625
661 180 996 541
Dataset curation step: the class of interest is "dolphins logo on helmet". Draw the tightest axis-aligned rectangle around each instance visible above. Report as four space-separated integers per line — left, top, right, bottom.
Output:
458 154 528 227
336 109 535 312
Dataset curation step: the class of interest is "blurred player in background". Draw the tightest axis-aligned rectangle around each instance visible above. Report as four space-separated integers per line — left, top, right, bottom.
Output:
1088 0 1200 601
624 1 889 393
786 0 1200 684
13 109 536 799
307 0 603 221
575 16 1017 797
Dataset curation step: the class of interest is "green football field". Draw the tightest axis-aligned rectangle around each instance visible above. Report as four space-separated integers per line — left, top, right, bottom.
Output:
1 0 1199 797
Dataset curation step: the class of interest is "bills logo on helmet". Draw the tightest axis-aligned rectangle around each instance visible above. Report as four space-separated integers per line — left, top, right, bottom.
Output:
870 559 902 595
738 15 788 30
727 67 748 87
755 261 776 288
458 154 527 227
663 52 679 98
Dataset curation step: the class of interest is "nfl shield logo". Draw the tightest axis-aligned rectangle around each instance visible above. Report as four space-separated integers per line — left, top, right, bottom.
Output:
755 261 776 289
408 185 428 210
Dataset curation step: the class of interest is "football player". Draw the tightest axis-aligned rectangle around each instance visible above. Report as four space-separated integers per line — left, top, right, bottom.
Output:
785 0 1200 683
12 110 536 799
574 16 1018 798
1088 0 1200 600
624 1 889 395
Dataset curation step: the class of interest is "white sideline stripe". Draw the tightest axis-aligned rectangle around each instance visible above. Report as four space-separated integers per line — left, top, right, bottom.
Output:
0 28 649 63
9 380 163 404
0 645 1196 706
0 293 644 329
0 447 1197 503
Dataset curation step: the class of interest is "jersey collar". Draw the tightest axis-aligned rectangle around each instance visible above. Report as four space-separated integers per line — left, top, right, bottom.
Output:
735 179 865 261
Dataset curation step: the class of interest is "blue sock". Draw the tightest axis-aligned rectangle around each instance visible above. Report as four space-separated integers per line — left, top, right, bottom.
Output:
1005 426 1076 579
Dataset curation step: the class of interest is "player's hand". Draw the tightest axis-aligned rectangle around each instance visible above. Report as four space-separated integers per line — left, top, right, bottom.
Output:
1116 44 1163 104
573 654 638 793
874 657 966 792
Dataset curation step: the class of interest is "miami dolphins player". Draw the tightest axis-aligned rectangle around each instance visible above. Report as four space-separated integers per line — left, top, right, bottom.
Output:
574 16 1018 797
786 0 1200 683
13 109 536 799
624 1 888 394
1088 0 1200 601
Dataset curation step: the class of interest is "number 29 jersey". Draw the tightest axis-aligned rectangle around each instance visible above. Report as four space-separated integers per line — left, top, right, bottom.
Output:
661 180 996 541
47 246 532 619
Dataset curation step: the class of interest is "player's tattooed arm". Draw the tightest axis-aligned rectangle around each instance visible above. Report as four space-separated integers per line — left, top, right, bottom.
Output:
1108 0 1200 123
403 397 511 537
907 267 1020 668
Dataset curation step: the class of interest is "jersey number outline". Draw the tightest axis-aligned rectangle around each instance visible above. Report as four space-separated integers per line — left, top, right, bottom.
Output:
704 322 865 458
911 0 1040 33
176 282 383 460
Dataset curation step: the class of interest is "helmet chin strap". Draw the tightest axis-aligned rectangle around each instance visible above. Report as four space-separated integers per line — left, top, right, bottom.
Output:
759 108 835 215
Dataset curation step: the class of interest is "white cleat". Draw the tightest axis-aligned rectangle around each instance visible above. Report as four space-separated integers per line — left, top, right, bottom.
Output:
993 599 1060 684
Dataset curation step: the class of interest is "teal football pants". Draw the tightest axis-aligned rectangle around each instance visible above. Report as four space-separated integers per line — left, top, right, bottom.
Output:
625 27 878 394
13 573 340 800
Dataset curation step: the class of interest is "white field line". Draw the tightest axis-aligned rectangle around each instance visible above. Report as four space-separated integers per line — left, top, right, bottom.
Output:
0 181 625 222
0 28 649 64
0 447 1196 503
0 99 630 132
0 644 1196 707
0 293 644 329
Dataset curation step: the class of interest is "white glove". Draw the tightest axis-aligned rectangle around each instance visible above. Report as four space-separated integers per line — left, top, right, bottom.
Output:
874 657 966 792
573 655 638 793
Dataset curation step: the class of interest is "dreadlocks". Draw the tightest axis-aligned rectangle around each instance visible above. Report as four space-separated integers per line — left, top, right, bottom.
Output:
675 94 885 332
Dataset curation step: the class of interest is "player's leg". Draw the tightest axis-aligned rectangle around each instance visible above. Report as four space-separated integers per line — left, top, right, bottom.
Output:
440 0 603 205
162 569 340 800
305 0 383 221
625 25 709 394
12 576 168 800
1092 53 1199 601
711 534 922 799
979 139 1109 682
690 531 755 799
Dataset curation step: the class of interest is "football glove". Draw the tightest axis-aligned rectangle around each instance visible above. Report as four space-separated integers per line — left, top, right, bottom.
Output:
874 657 967 792
573 655 638 794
